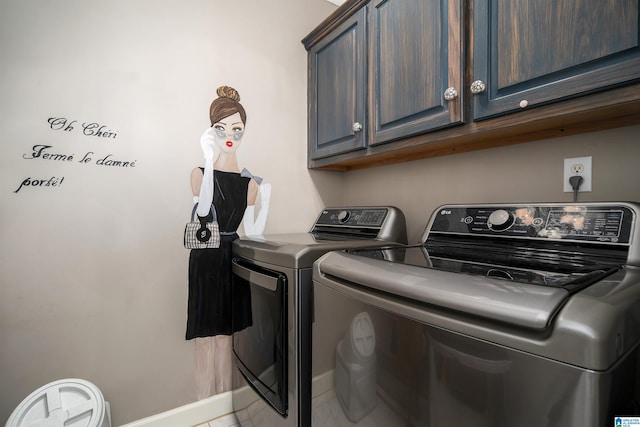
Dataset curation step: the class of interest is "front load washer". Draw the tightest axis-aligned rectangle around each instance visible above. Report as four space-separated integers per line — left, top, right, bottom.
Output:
312 202 640 426
230 206 406 427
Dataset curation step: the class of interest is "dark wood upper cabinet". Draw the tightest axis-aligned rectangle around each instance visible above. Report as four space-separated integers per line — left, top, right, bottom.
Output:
303 0 640 170
370 0 463 145
472 0 640 119
307 7 367 160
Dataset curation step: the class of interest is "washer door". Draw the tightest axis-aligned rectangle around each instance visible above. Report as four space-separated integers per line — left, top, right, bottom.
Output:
231 258 288 416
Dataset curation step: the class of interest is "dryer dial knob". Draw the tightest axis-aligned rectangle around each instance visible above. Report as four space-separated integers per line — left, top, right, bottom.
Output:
337 210 350 223
488 209 514 231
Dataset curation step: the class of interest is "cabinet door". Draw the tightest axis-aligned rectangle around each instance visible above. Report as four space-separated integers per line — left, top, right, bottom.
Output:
308 8 367 160
473 0 640 120
370 0 463 146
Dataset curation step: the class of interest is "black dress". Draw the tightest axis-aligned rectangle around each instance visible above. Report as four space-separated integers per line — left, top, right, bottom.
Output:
186 170 252 339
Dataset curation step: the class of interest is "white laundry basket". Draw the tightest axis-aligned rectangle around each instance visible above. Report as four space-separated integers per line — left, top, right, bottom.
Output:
5 378 111 427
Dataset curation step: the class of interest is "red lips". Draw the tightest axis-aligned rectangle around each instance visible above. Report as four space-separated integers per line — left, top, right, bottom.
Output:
226 141 233 147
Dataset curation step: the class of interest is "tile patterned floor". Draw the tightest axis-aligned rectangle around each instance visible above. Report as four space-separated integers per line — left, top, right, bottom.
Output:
311 388 403 427
193 387 403 427
194 413 240 427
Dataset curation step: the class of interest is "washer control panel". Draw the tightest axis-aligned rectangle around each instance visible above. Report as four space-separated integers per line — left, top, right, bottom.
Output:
428 203 635 244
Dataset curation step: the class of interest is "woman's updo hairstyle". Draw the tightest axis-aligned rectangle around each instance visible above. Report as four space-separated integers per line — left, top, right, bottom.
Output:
209 86 247 126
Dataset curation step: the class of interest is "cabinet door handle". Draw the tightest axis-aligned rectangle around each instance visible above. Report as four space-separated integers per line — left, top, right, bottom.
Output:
470 80 486 94
444 87 458 100
352 122 363 132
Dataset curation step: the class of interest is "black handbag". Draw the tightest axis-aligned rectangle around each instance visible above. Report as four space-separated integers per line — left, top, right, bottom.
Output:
184 203 220 249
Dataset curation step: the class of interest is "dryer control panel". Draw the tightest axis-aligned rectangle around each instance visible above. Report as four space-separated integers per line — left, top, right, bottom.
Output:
316 208 388 227
311 206 407 244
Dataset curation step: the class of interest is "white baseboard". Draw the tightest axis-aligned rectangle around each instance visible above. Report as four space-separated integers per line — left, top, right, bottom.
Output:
119 392 232 427
119 371 334 427
312 369 334 398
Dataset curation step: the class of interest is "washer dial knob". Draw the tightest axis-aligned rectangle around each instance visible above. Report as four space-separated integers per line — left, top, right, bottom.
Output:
337 210 350 223
487 209 514 231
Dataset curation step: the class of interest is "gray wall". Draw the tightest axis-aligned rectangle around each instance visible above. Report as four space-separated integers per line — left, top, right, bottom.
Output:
344 125 640 242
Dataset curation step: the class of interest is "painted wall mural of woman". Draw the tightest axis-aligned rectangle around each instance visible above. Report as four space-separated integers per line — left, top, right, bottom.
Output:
186 85 271 399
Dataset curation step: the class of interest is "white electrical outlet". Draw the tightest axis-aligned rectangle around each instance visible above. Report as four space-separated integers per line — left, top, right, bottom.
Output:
563 156 592 192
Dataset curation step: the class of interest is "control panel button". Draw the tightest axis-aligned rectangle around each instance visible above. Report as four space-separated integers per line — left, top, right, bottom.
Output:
488 209 514 231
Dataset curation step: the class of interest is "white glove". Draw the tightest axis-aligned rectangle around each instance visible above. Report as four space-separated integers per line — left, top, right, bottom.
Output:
197 128 216 218
259 183 272 206
200 127 215 162
243 183 271 236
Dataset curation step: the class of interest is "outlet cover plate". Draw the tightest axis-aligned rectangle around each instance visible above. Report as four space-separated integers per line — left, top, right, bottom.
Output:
564 156 592 192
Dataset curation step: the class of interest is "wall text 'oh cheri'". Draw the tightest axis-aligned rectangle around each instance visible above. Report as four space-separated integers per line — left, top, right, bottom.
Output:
48 117 118 139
